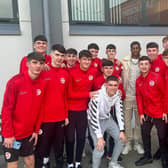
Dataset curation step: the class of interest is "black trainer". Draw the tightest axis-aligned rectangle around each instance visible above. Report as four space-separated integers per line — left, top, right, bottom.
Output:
135 156 153 166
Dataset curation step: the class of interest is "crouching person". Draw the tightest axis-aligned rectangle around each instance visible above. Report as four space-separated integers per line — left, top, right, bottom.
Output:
87 76 126 168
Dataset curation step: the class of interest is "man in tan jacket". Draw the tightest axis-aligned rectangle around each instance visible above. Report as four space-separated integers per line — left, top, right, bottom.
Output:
121 41 144 155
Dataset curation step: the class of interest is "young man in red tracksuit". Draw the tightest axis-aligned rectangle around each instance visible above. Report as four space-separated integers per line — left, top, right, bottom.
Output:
106 44 123 77
146 42 166 77
135 56 168 168
1 52 46 168
64 48 79 71
20 35 51 73
35 44 69 168
88 43 102 75
66 50 98 168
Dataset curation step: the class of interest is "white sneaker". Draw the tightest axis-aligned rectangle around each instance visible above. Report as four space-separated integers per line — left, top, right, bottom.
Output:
109 161 124 168
122 142 132 155
133 143 144 154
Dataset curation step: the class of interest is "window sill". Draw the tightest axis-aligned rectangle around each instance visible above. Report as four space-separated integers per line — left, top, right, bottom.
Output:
69 25 168 36
0 23 20 35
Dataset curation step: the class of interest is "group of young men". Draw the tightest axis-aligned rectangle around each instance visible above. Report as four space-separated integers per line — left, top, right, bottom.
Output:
1 34 168 168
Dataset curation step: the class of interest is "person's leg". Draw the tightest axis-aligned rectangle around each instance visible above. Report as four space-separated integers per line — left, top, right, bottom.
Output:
75 111 88 167
24 155 34 168
122 98 133 154
133 99 144 154
135 116 153 166
53 121 65 168
107 118 124 164
65 111 76 166
35 123 55 168
88 127 94 150
154 118 168 167
89 120 106 168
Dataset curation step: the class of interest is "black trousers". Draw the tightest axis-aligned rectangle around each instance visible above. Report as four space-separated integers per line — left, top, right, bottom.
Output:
65 110 87 164
141 114 167 161
35 121 65 168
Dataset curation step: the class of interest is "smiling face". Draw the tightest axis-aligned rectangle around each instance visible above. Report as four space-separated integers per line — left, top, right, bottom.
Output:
102 66 114 78
105 80 119 97
51 50 65 67
106 49 116 61
146 47 159 62
79 56 92 71
65 53 77 67
138 60 151 76
33 40 48 55
89 48 99 59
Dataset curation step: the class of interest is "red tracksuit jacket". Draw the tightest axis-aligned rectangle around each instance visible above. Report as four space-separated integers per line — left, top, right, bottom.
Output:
92 74 126 99
164 67 168 114
90 57 102 73
112 58 123 77
42 64 69 122
20 54 51 73
136 71 165 118
68 66 97 111
150 56 166 77
1 71 46 139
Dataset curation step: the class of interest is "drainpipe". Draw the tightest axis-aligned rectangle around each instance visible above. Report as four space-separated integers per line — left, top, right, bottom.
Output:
42 0 51 52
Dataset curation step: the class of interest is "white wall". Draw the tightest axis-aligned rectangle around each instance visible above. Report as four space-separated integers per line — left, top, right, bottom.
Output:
0 0 33 108
61 0 165 59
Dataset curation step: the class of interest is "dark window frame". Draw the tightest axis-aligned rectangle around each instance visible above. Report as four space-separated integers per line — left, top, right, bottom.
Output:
0 0 20 35
68 0 168 35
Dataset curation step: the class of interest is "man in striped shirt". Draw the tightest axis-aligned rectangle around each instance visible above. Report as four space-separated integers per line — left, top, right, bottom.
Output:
87 76 126 168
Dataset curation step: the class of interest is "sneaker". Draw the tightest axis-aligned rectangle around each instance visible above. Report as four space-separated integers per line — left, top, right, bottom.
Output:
106 155 112 160
133 143 144 154
109 161 124 168
135 156 153 166
67 163 74 168
122 142 132 155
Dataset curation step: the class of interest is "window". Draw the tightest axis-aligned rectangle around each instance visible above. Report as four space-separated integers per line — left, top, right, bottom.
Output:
69 0 168 26
0 0 20 35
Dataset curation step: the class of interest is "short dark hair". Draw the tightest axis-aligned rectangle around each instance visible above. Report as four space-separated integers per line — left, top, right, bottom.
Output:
106 75 119 83
106 44 116 50
66 48 77 55
88 43 99 50
162 36 168 43
162 49 168 57
33 35 48 43
130 41 141 48
102 59 114 67
79 50 92 59
146 42 159 49
138 56 150 63
51 44 66 54
27 52 45 62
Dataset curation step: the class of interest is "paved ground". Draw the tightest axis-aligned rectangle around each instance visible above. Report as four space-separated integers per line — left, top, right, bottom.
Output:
0 127 163 168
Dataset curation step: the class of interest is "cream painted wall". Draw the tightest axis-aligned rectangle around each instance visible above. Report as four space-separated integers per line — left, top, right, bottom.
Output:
61 0 165 60
0 0 33 108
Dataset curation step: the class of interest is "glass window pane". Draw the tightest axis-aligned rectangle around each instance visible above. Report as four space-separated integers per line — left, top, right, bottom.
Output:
109 0 168 25
71 0 105 22
0 0 18 19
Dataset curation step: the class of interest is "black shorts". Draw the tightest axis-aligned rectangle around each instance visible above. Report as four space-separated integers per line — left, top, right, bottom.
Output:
3 135 35 162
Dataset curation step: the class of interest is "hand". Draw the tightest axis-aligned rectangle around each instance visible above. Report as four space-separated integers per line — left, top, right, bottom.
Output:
116 60 121 66
65 118 69 126
29 133 38 146
118 90 122 97
119 132 127 143
118 77 122 83
89 91 98 99
43 64 50 71
96 137 105 151
61 63 66 68
3 137 15 148
140 115 145 125
162 113 168 123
